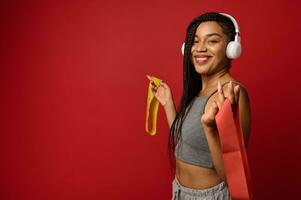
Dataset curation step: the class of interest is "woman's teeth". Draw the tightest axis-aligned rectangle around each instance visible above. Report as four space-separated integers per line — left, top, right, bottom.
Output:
197 57 208 61
195 56 210 64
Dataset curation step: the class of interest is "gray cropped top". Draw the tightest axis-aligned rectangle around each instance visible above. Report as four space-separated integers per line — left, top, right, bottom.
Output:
174 80 244 169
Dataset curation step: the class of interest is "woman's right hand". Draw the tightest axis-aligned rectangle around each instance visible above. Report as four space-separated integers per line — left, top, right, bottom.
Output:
146 74 173 107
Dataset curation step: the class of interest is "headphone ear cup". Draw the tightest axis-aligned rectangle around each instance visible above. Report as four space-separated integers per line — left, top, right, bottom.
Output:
226 41 242 59
181 42 185 55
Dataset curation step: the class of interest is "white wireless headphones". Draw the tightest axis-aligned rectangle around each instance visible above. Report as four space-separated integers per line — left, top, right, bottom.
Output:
181 12 242 59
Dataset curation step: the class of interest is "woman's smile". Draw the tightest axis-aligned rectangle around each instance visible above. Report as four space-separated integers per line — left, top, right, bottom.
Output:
194 54 213 65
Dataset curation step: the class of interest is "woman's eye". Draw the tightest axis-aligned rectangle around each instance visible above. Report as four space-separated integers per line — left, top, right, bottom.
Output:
193 40 198 43
209 40 217 43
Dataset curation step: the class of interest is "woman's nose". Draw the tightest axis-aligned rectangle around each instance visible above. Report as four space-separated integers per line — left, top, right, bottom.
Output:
196 41 207 52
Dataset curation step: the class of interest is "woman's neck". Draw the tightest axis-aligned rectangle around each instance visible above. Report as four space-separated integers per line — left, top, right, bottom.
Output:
199 70 232 95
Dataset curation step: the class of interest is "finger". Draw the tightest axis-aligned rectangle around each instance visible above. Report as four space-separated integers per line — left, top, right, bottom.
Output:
217 81 225 104
146 75 157 87
210 100 219 116
227 81 234 104
159 81 169 89
234 85 240 104
152 86 158 94
149 79 156 87
147 75 154 85
214 99 222 110
205 101 219 126
147 75 156 87
146 74 152 81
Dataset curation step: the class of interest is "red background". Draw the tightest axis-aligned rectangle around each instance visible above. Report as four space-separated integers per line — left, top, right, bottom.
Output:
1 0 300 199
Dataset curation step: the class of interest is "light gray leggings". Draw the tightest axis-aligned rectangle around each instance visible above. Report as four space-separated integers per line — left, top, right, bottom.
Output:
172 176 232 200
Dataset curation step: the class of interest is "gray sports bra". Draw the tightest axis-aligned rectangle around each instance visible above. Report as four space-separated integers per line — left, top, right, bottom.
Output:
174 80 245 168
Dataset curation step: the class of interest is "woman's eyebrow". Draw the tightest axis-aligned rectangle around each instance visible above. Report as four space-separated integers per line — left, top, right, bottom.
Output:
194 33 222 38
207 33 222 37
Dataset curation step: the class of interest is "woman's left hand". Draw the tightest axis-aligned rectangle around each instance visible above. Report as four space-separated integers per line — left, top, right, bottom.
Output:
201 81 240 130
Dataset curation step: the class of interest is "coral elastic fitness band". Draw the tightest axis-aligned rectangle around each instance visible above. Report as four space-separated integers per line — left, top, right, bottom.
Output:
215 98 253 199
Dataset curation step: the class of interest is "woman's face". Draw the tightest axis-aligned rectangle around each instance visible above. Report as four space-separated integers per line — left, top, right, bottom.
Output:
190 21 229 75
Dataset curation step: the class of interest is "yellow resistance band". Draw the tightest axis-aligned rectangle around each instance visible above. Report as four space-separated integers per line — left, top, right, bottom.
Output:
145 75 162 136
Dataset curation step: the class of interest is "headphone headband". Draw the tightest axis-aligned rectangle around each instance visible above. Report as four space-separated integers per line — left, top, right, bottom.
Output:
219 12 240 34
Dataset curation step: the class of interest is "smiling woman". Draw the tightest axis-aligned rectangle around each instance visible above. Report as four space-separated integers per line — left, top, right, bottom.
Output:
147 12 251 200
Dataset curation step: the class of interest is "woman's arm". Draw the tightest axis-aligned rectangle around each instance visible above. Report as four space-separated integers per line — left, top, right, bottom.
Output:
201 81 252 182
163 100 177 129
146 75 177 129
237 86 252 149
203 125 227 182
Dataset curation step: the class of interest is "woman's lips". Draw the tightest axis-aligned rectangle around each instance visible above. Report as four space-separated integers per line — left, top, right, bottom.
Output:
195 56 211 64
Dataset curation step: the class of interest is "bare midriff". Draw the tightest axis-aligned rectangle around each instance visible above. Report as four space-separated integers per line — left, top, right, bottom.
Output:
175 158 223 189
